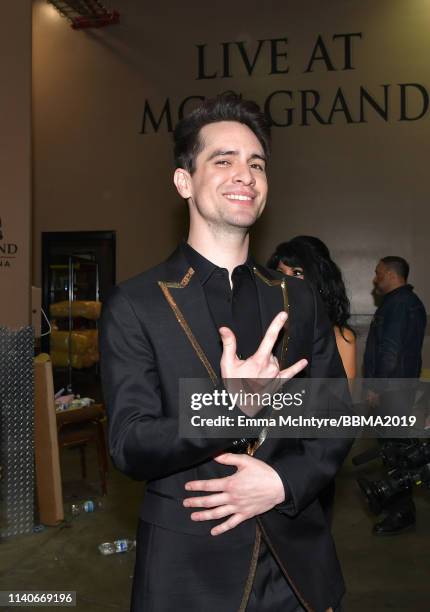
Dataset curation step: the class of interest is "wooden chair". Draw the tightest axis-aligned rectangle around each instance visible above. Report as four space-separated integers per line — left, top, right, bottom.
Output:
56 403 109 496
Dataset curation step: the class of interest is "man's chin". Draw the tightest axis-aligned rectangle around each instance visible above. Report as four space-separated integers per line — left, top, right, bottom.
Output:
224 210 262 229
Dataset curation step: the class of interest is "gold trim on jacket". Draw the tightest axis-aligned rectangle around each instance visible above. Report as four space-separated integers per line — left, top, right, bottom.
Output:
158 267 219 385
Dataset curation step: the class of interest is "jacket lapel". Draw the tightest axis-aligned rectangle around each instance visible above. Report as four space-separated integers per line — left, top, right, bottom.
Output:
158 248 222 385
157 251 290 385
253 265 289 368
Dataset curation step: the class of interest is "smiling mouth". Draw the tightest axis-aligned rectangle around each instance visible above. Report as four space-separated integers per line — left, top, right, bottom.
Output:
224 194 254 202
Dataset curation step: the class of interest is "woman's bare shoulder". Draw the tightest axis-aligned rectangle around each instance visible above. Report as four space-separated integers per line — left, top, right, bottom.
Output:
334 325 356 379
334 326 356 344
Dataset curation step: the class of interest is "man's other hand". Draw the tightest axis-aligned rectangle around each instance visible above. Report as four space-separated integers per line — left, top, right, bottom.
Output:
183 453 285 536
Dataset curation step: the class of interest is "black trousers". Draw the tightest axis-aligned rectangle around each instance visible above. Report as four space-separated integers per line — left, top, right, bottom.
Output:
246 538 342 612
246 538 304 612
132 520 342 611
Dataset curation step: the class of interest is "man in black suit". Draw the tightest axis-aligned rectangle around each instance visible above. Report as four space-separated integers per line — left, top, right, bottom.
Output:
101 93 351 612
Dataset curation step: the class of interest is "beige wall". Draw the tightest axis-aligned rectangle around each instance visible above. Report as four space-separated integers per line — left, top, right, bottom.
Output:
32 0 429 355
0 1 32 329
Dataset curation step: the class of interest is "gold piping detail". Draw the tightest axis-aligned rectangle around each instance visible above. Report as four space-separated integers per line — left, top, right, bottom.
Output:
158 268 218 386
253 267 290 367
253 267 284 287
246 269 290 456
280 279 289 367
238 523 262 612
162 267 195 289
246 438 261 457
257 517 314 612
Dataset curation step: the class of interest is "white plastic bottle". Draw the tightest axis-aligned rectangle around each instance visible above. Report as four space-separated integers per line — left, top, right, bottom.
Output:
70 499 103 517
98 539 136 555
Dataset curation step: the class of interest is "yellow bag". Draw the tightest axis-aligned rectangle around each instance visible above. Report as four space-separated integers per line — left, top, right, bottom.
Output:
50 330 98 354
50 301 102 320
50 349 99 369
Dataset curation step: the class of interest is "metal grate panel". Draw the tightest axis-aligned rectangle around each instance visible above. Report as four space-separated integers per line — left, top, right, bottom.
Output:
0 327 34 538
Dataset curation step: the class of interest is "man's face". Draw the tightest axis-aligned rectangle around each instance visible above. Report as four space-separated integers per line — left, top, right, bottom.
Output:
177 121 268 233
373 261 391 295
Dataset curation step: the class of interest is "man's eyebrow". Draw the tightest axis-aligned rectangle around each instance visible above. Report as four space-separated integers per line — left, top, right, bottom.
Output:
250 153 267 163
206 149 267 163
206 149 237 161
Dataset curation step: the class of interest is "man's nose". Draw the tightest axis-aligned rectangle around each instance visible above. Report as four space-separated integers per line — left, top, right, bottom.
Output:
233 162 255 185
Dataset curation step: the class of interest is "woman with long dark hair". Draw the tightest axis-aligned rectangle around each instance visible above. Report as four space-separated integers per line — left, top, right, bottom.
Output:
268 236 356 379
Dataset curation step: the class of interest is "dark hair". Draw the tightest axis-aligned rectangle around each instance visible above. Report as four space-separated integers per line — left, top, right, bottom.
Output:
173 92 271 173
380 256 409 281
268 236 355 338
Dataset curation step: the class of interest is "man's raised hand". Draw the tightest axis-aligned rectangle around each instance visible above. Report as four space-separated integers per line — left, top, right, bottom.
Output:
219 311 308 381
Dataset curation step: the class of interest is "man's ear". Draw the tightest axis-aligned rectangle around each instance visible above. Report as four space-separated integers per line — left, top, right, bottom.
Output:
174 168 192 200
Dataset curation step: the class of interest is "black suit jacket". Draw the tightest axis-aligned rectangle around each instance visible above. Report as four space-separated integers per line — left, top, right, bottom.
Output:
100 246 352 612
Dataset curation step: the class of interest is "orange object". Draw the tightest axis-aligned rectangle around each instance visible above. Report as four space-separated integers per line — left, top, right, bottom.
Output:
50 301 102 320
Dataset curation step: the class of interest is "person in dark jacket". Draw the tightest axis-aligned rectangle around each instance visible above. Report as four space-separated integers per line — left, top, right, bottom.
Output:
101 93 352 611
363 256 427 534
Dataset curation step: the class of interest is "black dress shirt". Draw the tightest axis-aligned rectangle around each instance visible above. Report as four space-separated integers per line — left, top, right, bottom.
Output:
182 242 262 359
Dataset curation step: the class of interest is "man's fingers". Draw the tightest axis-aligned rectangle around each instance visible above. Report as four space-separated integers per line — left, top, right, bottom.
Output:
270 355 279 368
279 358 308 380
219 327 238 366
183 493 229 509
253 312 288 362
214 452 249 468
185 476 229 492
190 505 235 522
211 513 244 536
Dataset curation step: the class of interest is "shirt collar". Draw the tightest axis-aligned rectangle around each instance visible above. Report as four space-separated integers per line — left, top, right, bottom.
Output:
181 241 255 285
383 284 413 300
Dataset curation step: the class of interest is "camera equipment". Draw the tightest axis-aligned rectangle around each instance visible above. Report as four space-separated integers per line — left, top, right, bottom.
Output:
353 439 430 514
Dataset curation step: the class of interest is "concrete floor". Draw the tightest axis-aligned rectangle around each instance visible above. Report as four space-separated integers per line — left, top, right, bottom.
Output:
0 440 429 612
